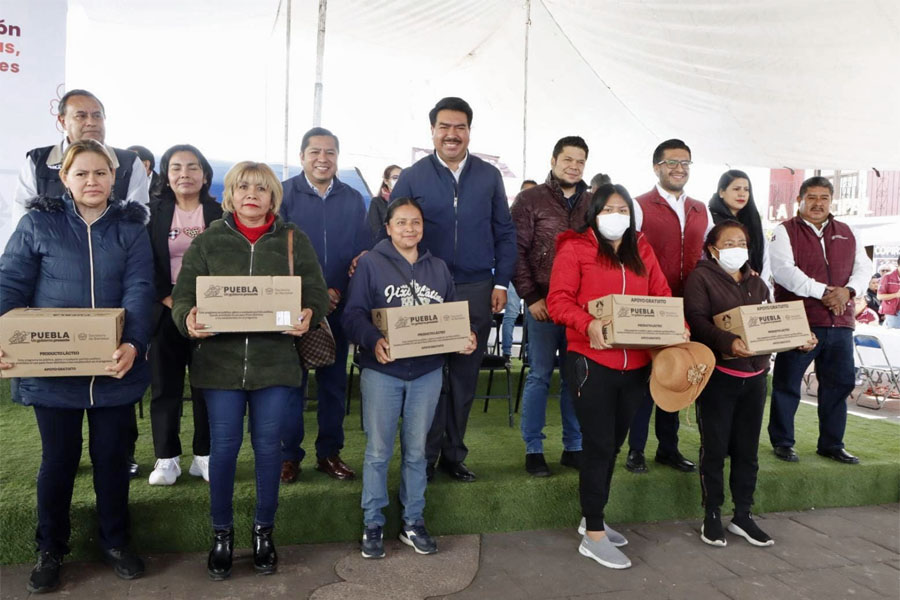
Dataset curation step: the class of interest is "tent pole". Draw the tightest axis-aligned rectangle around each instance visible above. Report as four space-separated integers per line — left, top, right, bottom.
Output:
282 0 292 180
313 0 328 126
522 0 531 179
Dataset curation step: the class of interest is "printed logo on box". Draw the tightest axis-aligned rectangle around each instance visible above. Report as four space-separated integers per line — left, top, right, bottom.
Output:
204 284 259 298
394 314 439 329
721 314 733 329
8 330 27 344
8 330 71 344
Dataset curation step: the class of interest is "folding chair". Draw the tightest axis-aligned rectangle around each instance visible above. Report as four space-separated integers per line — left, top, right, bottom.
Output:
478 314 514 427
853 334 900 410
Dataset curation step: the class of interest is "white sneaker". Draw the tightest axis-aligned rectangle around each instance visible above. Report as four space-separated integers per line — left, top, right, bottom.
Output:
148 457 181 486
189 455 210 482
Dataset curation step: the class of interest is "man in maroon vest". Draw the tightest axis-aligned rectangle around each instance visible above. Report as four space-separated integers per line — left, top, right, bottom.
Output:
626 139 714 474
768 176 871 464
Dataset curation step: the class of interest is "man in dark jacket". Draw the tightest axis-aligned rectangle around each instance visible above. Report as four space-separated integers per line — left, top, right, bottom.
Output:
391 97 517 482
279 127 372 481
510 136 590 477
768 176 871 464
627 139 714 475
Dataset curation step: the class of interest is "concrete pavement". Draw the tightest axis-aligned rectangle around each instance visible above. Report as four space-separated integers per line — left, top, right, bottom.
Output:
1 504 897 599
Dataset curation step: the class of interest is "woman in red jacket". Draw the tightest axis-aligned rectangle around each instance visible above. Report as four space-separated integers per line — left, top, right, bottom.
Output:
548 183 677 570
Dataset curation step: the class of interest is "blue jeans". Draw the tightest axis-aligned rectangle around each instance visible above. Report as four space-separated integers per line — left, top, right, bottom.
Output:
281 309 350 461
521 310 582 454
768 326 855 452
361 367 442 527
501 283 521 357
885 314 900 329
206 386 294 530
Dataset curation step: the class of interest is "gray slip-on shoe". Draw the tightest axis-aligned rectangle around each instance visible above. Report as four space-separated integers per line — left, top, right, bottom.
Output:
577 518 628 547
578 534 632 569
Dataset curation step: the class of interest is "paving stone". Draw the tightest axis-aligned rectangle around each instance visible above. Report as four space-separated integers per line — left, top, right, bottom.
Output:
566 590 666 600
773 567 885 600
703 539 797 576
311 534 479 600
634 543 737 584
712 574 812 600
837 562 900 598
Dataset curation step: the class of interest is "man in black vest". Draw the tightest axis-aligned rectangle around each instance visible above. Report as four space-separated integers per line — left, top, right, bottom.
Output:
13 89 149 221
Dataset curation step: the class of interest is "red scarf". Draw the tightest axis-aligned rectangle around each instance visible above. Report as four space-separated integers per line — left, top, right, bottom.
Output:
234 212 275 243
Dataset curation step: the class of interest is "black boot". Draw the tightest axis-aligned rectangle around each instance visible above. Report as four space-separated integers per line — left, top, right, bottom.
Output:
207 528 234 581
252 524 278 574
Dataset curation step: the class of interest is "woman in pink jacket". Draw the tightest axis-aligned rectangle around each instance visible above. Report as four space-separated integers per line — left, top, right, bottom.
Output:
548 183 677 570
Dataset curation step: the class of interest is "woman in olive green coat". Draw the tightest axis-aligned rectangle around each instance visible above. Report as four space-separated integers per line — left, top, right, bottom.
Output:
171 161 329 581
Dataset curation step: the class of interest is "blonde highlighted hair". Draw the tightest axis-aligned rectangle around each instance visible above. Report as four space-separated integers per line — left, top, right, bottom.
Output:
61 139 115 175
222 161 283 214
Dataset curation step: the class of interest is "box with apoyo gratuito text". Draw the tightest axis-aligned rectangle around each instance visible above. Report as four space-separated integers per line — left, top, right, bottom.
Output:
713 301 810 356
196 276 302 332
371 301 471 359
586 294 685 348
0 308 124 377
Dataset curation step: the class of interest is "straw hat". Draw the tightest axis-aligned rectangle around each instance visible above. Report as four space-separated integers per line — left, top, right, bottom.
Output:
649 342 715 413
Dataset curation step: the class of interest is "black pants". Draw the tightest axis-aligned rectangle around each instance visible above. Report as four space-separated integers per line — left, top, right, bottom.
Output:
426 279 493 465
149 305 209 458
628 390 680 455
696 369 767 513
566 352 649 531
33 403 134 555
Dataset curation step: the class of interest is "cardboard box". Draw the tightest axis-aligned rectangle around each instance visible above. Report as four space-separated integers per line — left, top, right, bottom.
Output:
586 294 685 348
197 276 302 332
371 301 471 359
713 301 810 356
0 308 124 377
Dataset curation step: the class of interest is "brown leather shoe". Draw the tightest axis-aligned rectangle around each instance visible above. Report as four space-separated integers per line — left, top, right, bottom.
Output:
315 455 356 480
280 460 300 483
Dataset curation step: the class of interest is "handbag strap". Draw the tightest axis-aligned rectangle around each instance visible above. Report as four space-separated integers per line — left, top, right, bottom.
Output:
287 228 294 276
386 258 422 305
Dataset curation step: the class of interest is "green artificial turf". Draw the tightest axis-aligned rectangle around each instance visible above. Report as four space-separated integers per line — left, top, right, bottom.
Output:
1 364 898 564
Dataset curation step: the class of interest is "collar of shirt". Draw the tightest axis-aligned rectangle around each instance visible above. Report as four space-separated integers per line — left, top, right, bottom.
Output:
304 172 333 199
435 151 468 182
655 183 686 205
800 216 828 237
47 138 121 169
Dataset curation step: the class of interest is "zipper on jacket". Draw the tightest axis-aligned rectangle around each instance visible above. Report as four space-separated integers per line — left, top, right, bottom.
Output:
452 180 459 267
224 218 276 388
75 207 108 407
619 262 628 370
321 197 328 269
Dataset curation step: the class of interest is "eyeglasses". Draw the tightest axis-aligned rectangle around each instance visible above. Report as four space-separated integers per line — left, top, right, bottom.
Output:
656 159 692 169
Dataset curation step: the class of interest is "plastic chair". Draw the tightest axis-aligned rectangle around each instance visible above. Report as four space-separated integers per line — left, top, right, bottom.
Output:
853 334 900 409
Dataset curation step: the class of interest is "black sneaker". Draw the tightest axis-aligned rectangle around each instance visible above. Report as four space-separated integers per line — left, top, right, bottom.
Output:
560 450 583 470
399 521 438 555
525 453 551 477
101 547 145 580
27 551 62 593
361 525 385 559
700 510 726 547
728 512 774 547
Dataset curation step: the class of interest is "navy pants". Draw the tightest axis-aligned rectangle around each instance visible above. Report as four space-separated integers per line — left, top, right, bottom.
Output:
281 308 350 462
33 403 135 555
768 326 855 452
628 391 681 456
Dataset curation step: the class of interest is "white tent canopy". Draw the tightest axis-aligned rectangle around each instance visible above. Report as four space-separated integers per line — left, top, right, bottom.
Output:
65 0 900 176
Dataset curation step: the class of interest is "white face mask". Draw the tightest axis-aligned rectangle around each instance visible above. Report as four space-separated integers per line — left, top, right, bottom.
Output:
596 213 630 241
714 247 749 273
387 178 397 190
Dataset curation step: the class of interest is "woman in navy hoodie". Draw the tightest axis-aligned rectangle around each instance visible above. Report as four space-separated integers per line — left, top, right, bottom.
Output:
342 197 476 560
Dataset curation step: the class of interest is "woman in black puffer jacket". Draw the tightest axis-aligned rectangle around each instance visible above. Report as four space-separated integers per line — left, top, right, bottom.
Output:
0 139 154 593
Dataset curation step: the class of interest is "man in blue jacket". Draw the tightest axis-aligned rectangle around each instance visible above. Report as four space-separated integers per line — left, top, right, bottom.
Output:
279 127 372 481
390 97 517 482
